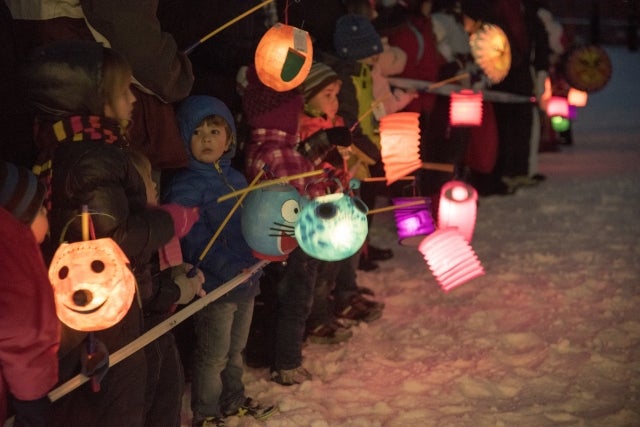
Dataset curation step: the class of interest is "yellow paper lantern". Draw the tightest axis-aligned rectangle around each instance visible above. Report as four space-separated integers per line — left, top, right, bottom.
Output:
48 238 136 332
254 23 313 92
379 112 422 185
567 88 588 107
449 90 483 127
469 23 511 84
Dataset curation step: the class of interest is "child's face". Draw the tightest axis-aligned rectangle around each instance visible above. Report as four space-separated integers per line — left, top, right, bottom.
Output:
190 121 231 164
104 74 136 121
30 205 49 244
308 81 341 120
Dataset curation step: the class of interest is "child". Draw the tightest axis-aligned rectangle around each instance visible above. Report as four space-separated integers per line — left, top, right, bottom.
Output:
162 95 276 427
128 149 204 427
0 161 59 427
23 40 181 427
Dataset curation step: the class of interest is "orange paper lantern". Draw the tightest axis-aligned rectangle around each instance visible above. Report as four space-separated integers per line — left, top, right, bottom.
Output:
438 180 478 243
418 228 485 292
450 90 483 126
48 238 136 332
469 23 511 84
546 96 569 118
379 112 422 185
567 88 588 107
254 23 313 92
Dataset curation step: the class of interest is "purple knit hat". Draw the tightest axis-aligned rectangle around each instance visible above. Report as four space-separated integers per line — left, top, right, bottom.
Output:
242 66 304 135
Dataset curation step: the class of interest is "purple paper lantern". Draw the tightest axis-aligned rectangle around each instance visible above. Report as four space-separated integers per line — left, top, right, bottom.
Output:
392 197 436 246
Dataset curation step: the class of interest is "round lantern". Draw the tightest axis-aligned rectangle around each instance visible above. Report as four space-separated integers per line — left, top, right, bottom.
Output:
392 197 436 246
565 44 612 92
241 183 301 261
294 192 369 261
254 23 313 92
48 238 136 332
449 90 483 127
567 88 588 107
379 112 422 185
438 180 478 243
546 96 569 118
469 23 511 84
418 228 485 292
550 116 571 132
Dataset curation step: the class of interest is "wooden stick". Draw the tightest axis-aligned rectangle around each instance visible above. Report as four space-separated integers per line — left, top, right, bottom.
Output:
184 0 275 54
48 259 269 402
217 169 324 203
427 73 470 91
367 199 427 216
422 162 455 173
362 176 415 183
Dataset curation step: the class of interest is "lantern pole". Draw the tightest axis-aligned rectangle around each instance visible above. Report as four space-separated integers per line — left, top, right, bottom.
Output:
48 259 269 402
184 0 276 54
217 169 324 203
367 199 427 216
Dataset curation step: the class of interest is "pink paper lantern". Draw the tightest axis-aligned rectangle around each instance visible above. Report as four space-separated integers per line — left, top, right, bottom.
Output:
379 112 422 185
567 88 588 107
438 180 478 243
392 197 436 246
418 228 485 292
449 90 483 126
546 96 569 118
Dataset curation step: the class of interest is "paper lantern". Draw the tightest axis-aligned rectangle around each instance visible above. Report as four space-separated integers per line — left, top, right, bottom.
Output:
295 192 369 261
550 116 571 132
254 23 313 92
48 238 136 332
418 228 485 292
546 96 569 118
565 44 612 92
241 183 301 261
567 88 588 107
392 197 436 246
568 104 577 120
379 112 422 185
469 23 511 84
438 180 478 243
450 90 483 126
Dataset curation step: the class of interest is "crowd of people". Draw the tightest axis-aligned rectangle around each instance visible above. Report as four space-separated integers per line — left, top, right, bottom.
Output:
1 1 571 426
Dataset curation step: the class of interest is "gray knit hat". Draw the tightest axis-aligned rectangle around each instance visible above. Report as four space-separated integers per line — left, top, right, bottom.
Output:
303 62 341 102
333 14 383 60
0 161 46 224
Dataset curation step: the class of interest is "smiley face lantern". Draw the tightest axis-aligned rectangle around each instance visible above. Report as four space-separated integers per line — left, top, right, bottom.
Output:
294 192 369 261
241 183 301 261
48 238 136 332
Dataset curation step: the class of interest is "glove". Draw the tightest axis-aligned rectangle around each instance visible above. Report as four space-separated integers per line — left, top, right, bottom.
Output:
324 127 352 147
80 337 109 389
159 204 199 238
172 263 205 304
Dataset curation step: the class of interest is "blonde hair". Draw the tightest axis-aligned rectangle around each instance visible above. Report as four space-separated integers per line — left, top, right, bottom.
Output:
100 48 133 116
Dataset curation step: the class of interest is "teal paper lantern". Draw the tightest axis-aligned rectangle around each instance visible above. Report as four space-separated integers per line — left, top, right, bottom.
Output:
294 192 369 261
241 183 301 261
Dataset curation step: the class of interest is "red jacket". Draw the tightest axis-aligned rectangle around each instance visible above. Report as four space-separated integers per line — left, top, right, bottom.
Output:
0 208 59 423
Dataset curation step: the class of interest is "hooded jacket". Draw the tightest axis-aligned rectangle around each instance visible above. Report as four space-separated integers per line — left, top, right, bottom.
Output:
163 96 260 299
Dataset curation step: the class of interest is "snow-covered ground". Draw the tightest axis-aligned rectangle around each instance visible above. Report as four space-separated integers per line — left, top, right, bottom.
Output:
182 46 640 427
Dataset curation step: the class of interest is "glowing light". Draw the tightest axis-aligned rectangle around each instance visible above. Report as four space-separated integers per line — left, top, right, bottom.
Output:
438 181 478 243
379 112 422 185
449 90 483 127
567 88 588 107
551 116 571 132
546 96 569 118
392 197 436 246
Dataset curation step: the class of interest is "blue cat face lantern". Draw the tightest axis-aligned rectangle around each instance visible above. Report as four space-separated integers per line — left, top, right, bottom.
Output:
241 183 301 261
295 192 369 261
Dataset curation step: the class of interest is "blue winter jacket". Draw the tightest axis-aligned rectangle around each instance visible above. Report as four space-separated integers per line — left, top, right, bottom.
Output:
162 95 260 300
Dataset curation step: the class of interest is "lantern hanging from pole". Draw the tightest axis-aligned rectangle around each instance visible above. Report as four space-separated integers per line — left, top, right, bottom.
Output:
418 228 485 292
550 116 571 132
438 180 478 243
567 88 588 107
546 96 569 118
48 238 136 332
295 192 369 261
241 183 301 261
392 197 436 246
469 23 511 84
379 112 422 185
254 23 313 92
450 90 483 127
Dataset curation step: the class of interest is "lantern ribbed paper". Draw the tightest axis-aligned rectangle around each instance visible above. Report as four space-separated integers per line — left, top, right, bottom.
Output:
379 112 422 185
546 96 569 118
392 197 436 246
450 90 483 126
438 180 478 243
418 228 485 292
567 88 588 107
254 23 313 92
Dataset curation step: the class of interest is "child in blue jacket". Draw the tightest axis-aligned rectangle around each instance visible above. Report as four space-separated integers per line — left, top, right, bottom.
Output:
162 95 276 427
